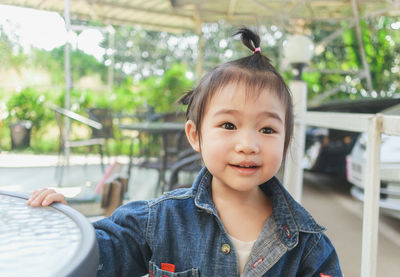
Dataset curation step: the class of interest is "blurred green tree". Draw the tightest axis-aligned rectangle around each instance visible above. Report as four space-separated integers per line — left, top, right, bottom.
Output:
307 17 400 102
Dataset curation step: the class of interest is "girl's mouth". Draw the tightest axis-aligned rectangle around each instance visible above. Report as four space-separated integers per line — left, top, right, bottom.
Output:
230 163 260 174
231 164 258 168
230 162 260 168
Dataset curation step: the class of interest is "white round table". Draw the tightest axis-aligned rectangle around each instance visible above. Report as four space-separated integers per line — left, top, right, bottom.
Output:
0 190 98 277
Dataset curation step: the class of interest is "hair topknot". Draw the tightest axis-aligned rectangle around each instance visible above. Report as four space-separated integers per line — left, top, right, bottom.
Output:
233 27 260 53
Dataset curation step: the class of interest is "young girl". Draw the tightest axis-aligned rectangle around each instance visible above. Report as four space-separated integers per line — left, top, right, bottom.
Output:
28 28 342 276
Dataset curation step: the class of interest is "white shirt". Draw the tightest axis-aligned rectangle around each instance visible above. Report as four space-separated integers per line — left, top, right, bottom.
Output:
228 234 256 275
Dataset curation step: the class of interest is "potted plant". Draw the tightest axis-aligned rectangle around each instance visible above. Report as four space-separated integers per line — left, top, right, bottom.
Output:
6 88 49 149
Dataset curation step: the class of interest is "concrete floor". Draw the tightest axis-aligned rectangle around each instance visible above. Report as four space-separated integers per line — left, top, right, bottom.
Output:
302 171 400 277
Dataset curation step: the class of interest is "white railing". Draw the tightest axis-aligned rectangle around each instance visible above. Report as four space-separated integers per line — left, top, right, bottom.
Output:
283 82 400 277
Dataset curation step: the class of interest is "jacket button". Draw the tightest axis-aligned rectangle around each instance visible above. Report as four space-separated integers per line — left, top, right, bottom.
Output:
221 243 231 254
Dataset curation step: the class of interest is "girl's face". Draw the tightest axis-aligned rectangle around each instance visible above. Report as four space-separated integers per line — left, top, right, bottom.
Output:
186 82 286 194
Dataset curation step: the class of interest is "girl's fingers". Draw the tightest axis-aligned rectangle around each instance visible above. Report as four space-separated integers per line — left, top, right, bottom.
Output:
29 189 55 206
27 188 47 204
36 189 58 205
27 188 66 206
42 193 67 206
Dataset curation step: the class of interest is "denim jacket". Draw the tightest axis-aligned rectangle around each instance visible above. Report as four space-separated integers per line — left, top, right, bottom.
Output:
93 167 342 276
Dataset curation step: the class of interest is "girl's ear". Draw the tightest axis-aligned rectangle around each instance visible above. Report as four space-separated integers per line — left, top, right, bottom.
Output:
185 120 200 152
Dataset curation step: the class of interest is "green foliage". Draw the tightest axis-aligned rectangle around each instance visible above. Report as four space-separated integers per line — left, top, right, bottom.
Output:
105 23 281 84
1 62 193 153
6 88 52 130
0 27 27 70
104 27 198 85
302 18 400 104
111 77 144 112
31 48 64 84
2 49 27 70
30 46 108 85
138 63 194 113
56 88 95 113
69 47 108 83
30 137 58 154
364 17 400 95
46 64 193 115
2 16 400 153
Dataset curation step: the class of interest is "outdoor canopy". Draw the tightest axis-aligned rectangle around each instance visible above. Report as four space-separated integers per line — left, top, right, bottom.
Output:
2 0 400 34
4 0 400 88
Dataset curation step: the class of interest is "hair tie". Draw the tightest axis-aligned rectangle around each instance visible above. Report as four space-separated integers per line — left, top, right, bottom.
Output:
254 47 261 53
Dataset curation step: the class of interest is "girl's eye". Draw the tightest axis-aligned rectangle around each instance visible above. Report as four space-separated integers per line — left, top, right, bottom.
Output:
260 127 275 134
221 122 236 130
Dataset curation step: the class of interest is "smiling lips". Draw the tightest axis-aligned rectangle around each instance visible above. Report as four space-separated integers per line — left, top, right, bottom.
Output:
230 162 260 174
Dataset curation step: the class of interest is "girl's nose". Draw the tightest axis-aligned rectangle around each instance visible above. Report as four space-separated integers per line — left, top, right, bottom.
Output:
234 133 260 154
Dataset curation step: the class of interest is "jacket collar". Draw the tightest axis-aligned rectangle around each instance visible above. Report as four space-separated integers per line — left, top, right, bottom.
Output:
260 177 325 249
193 167 325 250
193 167 216 214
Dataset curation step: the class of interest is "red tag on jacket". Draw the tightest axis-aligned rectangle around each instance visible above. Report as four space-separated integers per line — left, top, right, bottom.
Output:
161 263 176 272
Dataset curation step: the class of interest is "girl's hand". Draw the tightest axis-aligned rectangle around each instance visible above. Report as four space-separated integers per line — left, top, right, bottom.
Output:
27 188 67 207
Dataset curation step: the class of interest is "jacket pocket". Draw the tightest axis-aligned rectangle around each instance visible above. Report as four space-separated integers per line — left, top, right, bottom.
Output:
149 261 199 277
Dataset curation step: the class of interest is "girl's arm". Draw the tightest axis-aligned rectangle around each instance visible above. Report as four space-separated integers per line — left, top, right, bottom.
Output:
93 201 152 277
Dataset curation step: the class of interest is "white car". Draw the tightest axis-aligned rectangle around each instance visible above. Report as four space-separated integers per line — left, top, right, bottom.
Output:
346 104 400 219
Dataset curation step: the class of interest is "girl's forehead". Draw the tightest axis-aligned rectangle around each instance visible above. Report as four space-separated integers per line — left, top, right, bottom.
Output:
211 82 282 104
203 82 286 120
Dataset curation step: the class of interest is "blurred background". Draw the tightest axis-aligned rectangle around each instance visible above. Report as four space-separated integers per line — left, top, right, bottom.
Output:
0 1 400 276
0 2 399 156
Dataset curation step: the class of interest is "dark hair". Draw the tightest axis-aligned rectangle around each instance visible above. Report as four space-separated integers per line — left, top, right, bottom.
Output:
180 27 294 156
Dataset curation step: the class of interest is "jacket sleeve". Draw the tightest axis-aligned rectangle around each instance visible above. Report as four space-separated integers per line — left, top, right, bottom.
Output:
92 200 152 277
299 233 343 277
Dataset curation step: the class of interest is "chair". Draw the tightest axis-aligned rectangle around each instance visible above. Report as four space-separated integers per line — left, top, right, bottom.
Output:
51 104 105 186
133 111 194 194
166 152 203 191
142 111 189 162
86 108 114 158
114 110 152 158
